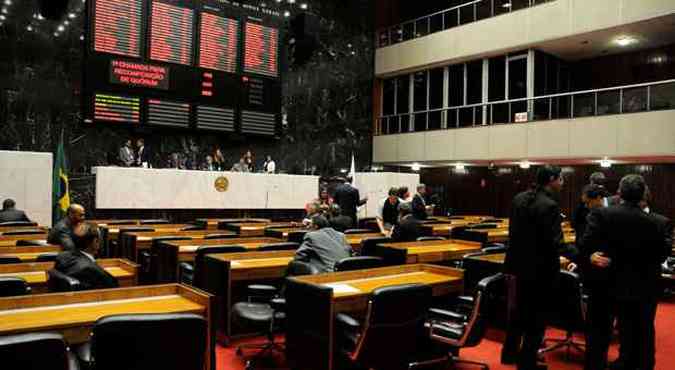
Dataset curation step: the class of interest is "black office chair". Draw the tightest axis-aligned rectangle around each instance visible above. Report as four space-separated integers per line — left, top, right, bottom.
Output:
359 236 392 257
343 228 373 235
232 260 319 369
110 227 155 258
140 236 191 284
179 245 248 287
139 219 170 225
449 226 469 239
75 313 207 370
539 270 586 358
418 273 506 370
0 277 31 297
204 233 235 240
36 252 60 262
417 236 446 241
15 239 49 246
257 242 299 252
47 269 82 292
0 221 38 227
1 228 44 236
334 256 385 272
0 332 80 370
0 256 21 264
336 284 439 370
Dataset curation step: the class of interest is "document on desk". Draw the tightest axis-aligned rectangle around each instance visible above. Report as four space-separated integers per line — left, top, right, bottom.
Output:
323 283 361 294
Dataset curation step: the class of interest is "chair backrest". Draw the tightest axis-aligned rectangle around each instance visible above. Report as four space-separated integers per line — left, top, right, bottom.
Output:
334 256 384 272
0 221 38 227
469 223 499 230
344 229 373 235
449 226 468 239
15 239 49 246
352 284 432 369
287 260 320 276
257 242 299 251
0 332 71 370
204 233 235 240
0 277 31 297
91 313 207 370
193 245 248 287
549 270 585 332
36 252 59 262
287 231 308 244
460 273 505 347
0 256 21 264
47 269 82 292
416 236 446 241
359 236 392 257
139 219 170 225
1 229 44 236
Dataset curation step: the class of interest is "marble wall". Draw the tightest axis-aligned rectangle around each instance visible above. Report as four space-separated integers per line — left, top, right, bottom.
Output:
0 0 375 217
0 150 53 226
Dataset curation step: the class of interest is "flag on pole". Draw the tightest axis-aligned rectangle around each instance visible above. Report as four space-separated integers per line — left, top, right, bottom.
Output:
348 153 356 184
52 136 70 224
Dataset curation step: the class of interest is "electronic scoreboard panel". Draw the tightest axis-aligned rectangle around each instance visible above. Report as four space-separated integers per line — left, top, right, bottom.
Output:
84 0 282 135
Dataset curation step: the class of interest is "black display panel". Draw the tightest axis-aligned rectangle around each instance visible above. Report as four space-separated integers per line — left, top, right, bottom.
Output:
148 99 190 127
199 13 239 73
93 0 143 57
149 0 195 65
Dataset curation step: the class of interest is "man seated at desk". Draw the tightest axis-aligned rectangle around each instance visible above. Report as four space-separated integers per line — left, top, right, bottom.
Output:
390 202 422 242
48 204 85 251
0 198 31 223
327 204 353 233
54 222 119 290
293 215 352 273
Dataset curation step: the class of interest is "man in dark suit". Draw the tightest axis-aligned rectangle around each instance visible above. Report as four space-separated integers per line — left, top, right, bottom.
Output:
48 204 85 252
54 223 118 290
327 204 353 233
136 138 151 168
293 215 352 273
501 165 564 370
411 184 429 220
333 176 367 228
582 175 671 370
0 199 31 223
390 202 422 242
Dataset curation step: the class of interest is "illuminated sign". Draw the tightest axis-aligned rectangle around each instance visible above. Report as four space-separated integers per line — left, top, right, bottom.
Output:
94 94 140 123
109 60 170 90
244 22 278 77
93 0 142 57
150 1 194 65
199 13 239 73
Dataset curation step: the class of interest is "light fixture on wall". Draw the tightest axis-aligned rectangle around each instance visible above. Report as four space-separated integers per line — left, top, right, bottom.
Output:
519 161 531 169
411 163 421 172
600 157 612 168
455 163 465 171
614 35 638 47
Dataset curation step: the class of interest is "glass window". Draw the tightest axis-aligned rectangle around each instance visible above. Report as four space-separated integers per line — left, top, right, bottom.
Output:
396 75 410 115
650 82 675 111
466 61 483 105
413 71 428 112
508 57 527 99
429 68 444 110
382 78 396 116
448 64 464 107
489 56 506 102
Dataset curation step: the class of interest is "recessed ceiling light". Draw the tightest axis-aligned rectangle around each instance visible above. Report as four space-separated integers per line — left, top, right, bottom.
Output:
411 163 421 171
519 161 531 169
0 14 5 20
600 158 612 168
57 25 65 32
614 36 637 47
502 2 512 8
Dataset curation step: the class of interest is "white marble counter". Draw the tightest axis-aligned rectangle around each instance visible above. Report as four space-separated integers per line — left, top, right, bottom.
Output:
0 150 53 226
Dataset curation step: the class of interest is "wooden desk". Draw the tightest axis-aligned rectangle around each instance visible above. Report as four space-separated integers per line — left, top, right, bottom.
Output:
196 218 271 230
345 233 384 252
117 230 237 262
419 221 474 237
0 239 49 248
0 226 47 234
202 250 295 344
285 264 464 370
0 245 62 262
0 284 215 370
88 219 140 227
375 239 483 264
0 259 139 294
153 237 283 283
465 252 575 271
0 233 49 246
264 227 308 240
221 222 297 237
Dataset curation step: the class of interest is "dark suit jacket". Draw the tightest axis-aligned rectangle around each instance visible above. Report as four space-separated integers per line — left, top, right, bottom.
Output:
47 219 77 252
582 204 671 300
504 189 563 284
54 251 119 290
333 183 366 224
293 228 352 273
0 209 30 223
390 215 422 242
329 215 353 233
411 194 428 220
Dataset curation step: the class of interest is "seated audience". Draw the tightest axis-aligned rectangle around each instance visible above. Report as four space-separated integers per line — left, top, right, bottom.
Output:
202 155 215 171
231 157 250 172
390 202 422 242
327 204 353 233
244 150 255 172
213 148 226 171
54 223 118 290
0 198 31 223
293 215 352 273
263 155 276 174
48 204 86 251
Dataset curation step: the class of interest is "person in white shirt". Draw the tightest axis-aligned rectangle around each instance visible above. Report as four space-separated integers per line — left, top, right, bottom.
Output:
263 155 276 174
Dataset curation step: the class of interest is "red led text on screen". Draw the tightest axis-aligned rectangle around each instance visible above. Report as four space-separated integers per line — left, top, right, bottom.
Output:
109 60 170 90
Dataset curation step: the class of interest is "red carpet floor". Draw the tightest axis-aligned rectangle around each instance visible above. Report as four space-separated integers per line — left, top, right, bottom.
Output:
216 297 675 370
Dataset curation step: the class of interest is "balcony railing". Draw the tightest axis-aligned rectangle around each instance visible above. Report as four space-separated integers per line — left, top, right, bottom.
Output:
376 79 675 135
377 0 555 48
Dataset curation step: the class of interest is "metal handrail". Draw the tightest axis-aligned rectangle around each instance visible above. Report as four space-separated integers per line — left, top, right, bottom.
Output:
382 0 484 32
379 78 675 119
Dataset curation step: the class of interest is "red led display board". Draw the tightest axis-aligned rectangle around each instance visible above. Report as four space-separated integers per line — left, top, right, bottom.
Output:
109 60 170 90
244 22 278 77
150 1 194 65
199 13 239 73
93 0 142 57
94 94 141 123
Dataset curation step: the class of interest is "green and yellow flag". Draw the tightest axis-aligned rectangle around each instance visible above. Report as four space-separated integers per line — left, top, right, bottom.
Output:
52 137 70 223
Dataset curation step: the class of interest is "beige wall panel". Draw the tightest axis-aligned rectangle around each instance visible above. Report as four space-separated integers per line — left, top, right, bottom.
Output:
425 130 455 161
616 111 675 156
489 124 528 160
397 132 426 162
373 135 398 163
455 127 490 160
570 0 621 34
621 0 675 23
527 120 571 159
568 117 618 157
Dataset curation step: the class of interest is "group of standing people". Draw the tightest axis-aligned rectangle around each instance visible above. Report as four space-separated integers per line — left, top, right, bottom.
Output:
502 166 672 370
118 139 149 168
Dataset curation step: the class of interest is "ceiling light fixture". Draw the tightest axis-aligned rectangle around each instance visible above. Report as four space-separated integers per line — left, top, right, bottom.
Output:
502 2 512 8
600 158 612 168
519 161 531 169
614 36 637 47
411 163 421 172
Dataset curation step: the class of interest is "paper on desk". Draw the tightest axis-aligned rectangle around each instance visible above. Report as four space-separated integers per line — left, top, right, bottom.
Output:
323 283 360 294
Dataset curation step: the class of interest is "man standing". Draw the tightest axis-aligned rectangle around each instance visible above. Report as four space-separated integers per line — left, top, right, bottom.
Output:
411 184 428 220
263 155 276 174
293 215 352 273
118 139 135 167
376 187 400 235
333 176 367 228
0 199 31 223
48 204 85 252
502 165 564 370
136 138 150 168
582 175 671 370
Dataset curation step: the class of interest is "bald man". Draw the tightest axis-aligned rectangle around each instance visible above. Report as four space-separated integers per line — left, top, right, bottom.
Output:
48 204 85 251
